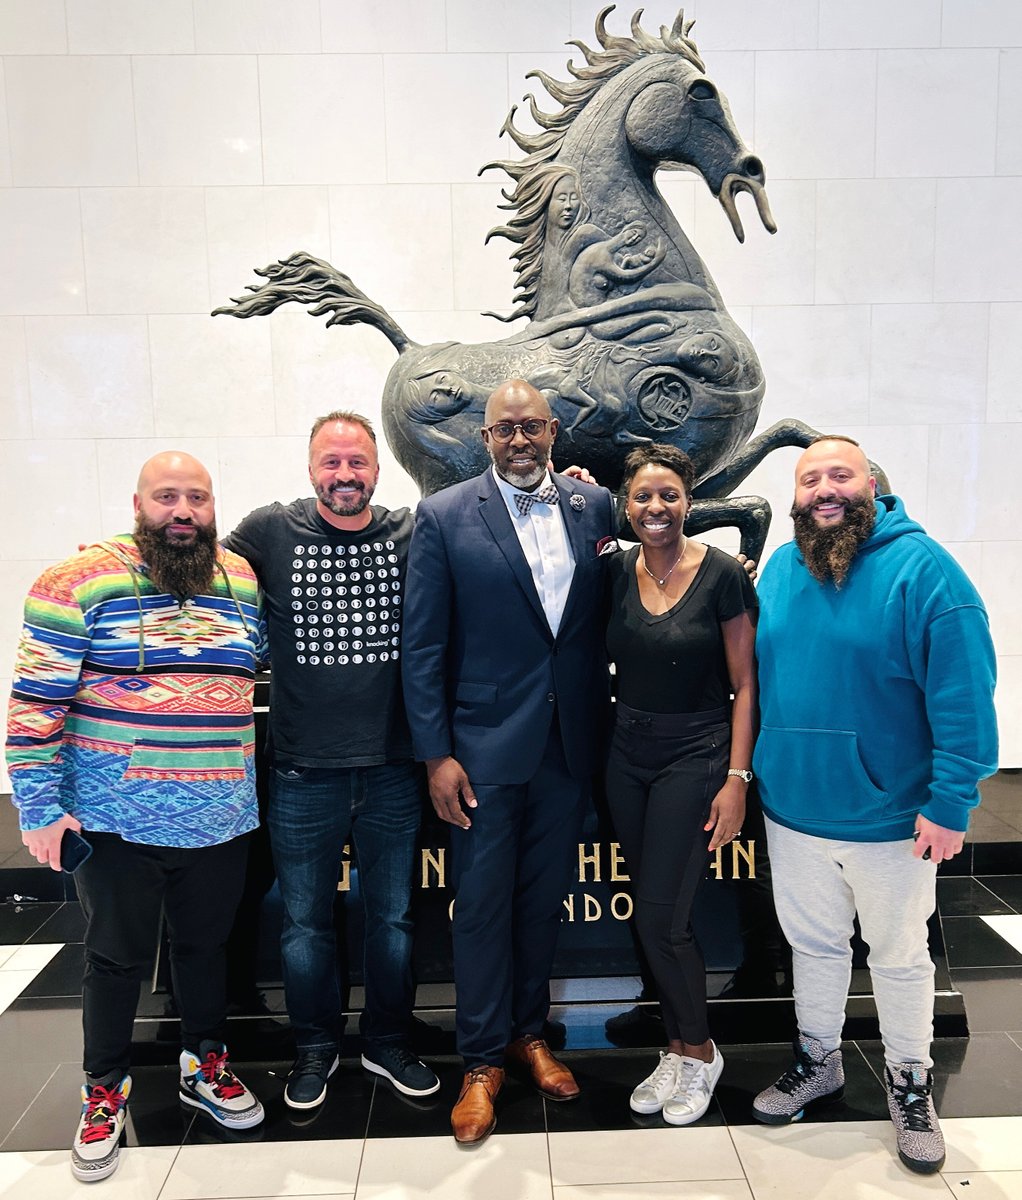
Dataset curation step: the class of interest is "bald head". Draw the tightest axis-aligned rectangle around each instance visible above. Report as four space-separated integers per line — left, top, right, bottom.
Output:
483 378 550 426
481 378 558 491
133 451 216 538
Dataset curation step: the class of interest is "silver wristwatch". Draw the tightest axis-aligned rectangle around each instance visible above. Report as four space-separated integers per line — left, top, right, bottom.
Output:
727 768 753 783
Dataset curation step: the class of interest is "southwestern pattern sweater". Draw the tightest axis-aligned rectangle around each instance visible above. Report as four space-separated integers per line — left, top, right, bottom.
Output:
6 535 267 848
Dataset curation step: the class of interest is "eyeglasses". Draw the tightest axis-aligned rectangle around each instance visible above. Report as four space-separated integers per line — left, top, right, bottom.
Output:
482 418 551 443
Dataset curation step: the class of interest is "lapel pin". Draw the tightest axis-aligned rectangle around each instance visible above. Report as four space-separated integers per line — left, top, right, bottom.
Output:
569 493 586 512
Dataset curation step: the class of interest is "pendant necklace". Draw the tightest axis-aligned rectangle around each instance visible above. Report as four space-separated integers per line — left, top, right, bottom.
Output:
641 537 687 587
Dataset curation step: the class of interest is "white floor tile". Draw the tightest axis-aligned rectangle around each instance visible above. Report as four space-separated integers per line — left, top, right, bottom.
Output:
549 1127 744 1187
0 972 41 1016
0 1146 178 1199
161 1139 363 1198
357 1133 551 1200
981 916 1022 956
0 945 18 968
729 1122 950 1198
1 943 63 973
942 1172 1022 1199
554 1182 754 1200
944 1118 1022 1172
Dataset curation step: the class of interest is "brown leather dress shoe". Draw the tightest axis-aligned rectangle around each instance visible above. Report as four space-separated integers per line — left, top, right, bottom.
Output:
506 1035 580 1100
451 1065 504 1144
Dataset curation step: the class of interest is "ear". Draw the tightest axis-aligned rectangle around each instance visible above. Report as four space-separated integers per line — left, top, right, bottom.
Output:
549 418 560 442
132 493 141 516
869 475 877 496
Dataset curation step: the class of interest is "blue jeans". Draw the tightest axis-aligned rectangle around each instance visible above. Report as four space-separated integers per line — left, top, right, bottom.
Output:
267 759 424 1051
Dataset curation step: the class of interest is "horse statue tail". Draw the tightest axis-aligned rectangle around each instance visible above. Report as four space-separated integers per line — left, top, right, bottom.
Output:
212 251 413 353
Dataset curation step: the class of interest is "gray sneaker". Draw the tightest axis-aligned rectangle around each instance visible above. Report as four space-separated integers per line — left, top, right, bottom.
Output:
885 1063 945 1174
752 1035 844 1124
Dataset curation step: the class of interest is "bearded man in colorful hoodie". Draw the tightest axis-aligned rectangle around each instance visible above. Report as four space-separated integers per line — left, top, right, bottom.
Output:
6 451 268 1182
751 435 998 1176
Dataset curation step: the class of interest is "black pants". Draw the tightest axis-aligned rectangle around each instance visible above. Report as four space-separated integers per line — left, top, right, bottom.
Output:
75 832 249 1080
606 704 729 1046
449 725 588 1066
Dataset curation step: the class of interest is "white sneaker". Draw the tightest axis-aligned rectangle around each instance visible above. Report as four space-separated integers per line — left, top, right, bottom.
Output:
662 1044 724 1126
629 1051 684 1114
70 1074 131 1182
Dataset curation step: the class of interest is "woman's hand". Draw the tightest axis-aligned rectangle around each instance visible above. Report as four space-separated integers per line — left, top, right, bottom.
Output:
704 779 746 852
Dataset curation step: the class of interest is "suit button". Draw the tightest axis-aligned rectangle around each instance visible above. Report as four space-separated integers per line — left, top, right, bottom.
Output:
547 693 555 702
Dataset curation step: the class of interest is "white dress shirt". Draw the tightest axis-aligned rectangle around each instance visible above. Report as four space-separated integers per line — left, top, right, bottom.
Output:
492 466 576 637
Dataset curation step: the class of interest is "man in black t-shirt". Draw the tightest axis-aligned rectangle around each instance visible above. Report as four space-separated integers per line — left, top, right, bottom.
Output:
224 411 438 1109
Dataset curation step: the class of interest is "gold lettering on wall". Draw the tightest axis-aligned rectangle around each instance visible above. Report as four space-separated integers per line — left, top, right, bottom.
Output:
422 847 445 888
578 843 601 883
609 842 630 882
732 839 756 879
584 894 602 922
610 891 634 920
335 845 351 892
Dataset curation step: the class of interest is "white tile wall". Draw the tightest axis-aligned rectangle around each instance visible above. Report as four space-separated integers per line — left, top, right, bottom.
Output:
0 1 1019 762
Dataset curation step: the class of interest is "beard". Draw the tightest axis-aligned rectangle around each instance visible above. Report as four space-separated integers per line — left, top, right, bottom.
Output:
134 514 219 599
490 447 550 491
790 491 876 588
315 478 374 518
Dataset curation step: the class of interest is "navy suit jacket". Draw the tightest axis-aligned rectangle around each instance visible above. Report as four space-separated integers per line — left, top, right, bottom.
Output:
402 469 616 785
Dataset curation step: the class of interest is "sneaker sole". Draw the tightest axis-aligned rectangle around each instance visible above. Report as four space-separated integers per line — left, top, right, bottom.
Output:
179 1090 265 1129
361 1054 441 1097
284 1056 340 1110
752 1085 845 1126
898 1148 946 1175
70 1148 120 1183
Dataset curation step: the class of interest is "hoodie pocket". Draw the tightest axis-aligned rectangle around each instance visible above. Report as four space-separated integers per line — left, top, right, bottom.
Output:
754 726 887 827
121 737 246 783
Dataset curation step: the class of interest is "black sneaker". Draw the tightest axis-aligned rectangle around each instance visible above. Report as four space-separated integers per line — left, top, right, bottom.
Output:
284 1047 339 1110
362 1042 440 1096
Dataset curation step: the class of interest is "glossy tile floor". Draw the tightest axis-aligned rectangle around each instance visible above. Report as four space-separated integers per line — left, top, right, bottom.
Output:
0 873 1021 1198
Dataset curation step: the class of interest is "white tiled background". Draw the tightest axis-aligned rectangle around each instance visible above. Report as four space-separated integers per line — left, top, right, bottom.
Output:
1 0 1019 778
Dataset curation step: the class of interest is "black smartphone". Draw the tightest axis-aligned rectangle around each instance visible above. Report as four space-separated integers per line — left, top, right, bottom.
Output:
59 828 93 874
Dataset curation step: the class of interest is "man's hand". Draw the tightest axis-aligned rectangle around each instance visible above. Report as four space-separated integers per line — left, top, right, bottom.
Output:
736 553 758 582
913 814 965 864
562 465 599 486
426 756 477 829
22 813 81 872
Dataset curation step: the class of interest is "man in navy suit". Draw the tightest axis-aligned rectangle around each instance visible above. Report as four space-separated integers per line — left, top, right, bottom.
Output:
403 378 616 1143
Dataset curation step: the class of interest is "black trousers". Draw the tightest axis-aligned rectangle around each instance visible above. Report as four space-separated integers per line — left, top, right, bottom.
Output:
606 704 729 1046
75 832 249 1080
449 725 588 1066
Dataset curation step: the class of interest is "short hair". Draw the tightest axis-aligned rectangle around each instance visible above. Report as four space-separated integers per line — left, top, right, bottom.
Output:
620 443 696 497
308 410 377 452
807 433 862 450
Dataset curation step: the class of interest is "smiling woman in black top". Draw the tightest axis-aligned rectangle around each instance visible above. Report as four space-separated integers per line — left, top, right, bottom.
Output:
606 443 757 1126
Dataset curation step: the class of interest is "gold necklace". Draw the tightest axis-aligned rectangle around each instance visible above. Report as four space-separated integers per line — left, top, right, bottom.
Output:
641 538 687 587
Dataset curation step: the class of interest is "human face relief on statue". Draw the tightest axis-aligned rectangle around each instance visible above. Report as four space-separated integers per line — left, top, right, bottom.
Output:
482 382 558 492
310 422 380 528
548 175 580 230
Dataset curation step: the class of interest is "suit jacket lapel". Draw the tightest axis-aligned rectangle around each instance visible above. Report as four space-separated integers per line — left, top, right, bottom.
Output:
477 472 549 632
553 476 592 635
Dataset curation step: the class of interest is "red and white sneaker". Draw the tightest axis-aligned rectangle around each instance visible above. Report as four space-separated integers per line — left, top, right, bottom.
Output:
70 1074 131 1182
179 1044 264 1129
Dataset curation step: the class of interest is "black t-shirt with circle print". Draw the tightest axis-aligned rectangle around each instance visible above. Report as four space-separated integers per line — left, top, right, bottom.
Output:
225 499 413 768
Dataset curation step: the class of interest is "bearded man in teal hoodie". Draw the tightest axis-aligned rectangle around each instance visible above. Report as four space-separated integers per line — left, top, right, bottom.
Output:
750 435 997 1176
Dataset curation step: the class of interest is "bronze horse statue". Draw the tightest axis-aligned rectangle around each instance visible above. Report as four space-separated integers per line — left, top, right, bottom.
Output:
215 7 884 558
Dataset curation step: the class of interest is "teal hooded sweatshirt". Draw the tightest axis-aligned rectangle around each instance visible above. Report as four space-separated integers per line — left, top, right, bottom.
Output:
754 495 998 841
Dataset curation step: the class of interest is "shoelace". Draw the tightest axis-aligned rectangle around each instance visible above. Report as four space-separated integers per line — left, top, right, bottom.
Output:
79 1086 126 1144
890 1074 936 1131
198 1050 245 1099
774 1048 820 1095
644 1054 678 1092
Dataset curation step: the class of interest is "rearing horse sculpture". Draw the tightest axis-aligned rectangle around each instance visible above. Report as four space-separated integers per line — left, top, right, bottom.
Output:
216 7 882 558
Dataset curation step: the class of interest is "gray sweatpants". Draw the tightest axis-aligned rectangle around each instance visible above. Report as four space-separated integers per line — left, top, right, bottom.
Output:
764 816 938 1068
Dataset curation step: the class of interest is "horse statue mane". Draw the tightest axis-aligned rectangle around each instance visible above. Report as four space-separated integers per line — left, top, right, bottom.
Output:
486 7 705 322
215 6 868 557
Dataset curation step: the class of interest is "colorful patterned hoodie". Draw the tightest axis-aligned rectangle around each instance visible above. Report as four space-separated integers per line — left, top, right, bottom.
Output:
6 535 267 848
